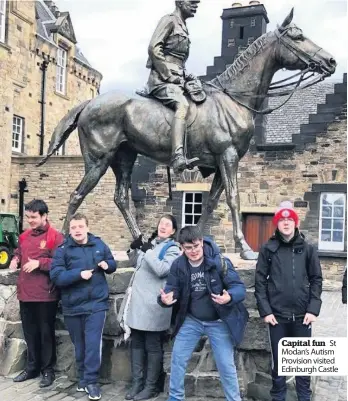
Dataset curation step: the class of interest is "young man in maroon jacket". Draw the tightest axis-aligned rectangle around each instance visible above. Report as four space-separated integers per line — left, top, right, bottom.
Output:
9 199 64 387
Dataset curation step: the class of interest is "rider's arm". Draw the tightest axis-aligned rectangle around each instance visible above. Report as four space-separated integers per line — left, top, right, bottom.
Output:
148 16 174 81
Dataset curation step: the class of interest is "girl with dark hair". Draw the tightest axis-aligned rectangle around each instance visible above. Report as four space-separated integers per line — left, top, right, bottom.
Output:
124 215 181 400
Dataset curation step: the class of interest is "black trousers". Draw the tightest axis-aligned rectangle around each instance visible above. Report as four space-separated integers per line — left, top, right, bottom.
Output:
20 301 58 374
131 329 164 353
269 319 312 401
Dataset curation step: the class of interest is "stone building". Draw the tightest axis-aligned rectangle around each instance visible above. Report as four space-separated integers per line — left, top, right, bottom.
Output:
0 0 102 210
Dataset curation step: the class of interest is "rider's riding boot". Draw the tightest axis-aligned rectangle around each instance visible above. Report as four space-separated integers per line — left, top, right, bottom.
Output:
170 117 199 174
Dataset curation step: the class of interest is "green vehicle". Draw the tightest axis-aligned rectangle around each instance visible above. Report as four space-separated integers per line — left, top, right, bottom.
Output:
0 213 19 269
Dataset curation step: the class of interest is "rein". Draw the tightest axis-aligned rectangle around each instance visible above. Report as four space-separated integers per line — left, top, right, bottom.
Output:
207 27 329 115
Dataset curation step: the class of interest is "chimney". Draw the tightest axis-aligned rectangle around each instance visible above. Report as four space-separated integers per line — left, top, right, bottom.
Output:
249 1 261 5
231 2 243 7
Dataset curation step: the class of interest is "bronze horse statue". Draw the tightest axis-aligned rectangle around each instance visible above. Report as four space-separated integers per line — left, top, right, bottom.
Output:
38 9 336 259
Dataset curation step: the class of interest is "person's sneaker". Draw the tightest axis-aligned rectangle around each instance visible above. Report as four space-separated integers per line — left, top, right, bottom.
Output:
76 382 86 392
85 384 101 400
39 371 55 388
13 370 39 382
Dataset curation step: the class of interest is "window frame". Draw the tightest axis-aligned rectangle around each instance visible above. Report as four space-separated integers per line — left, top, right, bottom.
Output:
56 46 67 94
182 192 203 227
12 115 24 153
318 192 346 251
227 38 235 47
0 0 6 43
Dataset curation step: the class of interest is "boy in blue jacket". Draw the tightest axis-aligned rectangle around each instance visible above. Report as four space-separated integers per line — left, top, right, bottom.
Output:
50 213 116 401
159 226 247 401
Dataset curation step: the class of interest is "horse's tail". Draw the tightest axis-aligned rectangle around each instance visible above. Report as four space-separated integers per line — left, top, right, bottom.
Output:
36 100 90 167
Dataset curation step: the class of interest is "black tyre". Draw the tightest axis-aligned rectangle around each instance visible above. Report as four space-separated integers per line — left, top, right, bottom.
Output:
0 246 11 269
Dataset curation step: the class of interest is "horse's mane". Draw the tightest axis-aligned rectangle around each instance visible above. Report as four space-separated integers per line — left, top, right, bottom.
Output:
209 31 273 89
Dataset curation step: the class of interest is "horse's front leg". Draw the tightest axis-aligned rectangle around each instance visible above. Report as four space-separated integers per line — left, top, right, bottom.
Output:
197 171 224 232
219 146 258 260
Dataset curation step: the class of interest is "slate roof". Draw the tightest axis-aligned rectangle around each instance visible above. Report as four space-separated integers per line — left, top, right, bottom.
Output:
35 0 92 68
75 47 92 67
265 81 335 143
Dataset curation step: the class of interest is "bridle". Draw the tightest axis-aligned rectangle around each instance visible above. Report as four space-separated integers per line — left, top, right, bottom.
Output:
207 26 330 115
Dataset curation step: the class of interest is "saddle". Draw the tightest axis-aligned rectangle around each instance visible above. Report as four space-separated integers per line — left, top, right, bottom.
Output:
136 79 206 128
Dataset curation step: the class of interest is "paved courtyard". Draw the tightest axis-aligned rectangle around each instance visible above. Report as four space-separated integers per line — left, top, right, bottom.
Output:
0 289 346 401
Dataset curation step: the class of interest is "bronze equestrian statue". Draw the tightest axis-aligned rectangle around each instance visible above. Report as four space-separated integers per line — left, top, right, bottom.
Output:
38 9 336 260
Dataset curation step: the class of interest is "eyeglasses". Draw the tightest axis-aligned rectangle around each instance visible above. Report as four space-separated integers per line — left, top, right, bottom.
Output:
182 243 202 253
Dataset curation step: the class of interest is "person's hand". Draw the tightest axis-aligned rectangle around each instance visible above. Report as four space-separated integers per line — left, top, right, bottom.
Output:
141 242 153 253
167 75 184 85
98 261 108 270
264 314 278 326
303 313 316 325
9 258 19 271
185 73 197 82
81 270 93 280
211 289 231 305
130 235 144 250
23 258 40 273
160 289 177 305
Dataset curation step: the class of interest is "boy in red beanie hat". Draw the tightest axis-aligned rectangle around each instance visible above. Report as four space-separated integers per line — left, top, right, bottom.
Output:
255 201 322 401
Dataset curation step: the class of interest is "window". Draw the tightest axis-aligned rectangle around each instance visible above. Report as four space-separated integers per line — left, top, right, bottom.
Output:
247 37 255 45
90 88 95 98
56 47 67 94
182 192 203 226
230 20 234 29
319 193 346 251
12 116 24 152
227 38 235 47
0 0 6 43
239 26 244 39
251 17 256 27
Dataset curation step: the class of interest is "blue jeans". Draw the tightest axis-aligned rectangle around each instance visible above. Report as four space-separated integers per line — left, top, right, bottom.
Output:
167 316 241 401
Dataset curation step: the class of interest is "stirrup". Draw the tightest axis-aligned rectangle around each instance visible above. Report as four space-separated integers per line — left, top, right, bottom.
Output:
185 156 199 170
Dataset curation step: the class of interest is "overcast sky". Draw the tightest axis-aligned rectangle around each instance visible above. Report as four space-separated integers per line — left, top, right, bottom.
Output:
56 0 347 94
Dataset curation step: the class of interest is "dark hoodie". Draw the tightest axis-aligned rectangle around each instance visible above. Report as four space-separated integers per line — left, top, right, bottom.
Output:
255 228 323 320
158 237 247 345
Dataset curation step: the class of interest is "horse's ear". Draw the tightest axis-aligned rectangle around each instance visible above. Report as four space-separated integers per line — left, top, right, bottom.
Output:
280 8 294 30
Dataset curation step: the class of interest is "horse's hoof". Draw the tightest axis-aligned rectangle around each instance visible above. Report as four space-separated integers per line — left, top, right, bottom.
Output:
240 250 259 260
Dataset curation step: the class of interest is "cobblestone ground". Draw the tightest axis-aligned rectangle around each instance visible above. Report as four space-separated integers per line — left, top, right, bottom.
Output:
0 290 345 401
311 291 347 401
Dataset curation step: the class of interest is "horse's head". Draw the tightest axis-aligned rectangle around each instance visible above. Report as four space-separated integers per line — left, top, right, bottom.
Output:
275 8 336 77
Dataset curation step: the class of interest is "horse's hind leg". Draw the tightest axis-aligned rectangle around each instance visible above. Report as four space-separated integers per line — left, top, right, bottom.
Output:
110 145 141 239
219 146 258 260
197 171 224 232
62 156 110 233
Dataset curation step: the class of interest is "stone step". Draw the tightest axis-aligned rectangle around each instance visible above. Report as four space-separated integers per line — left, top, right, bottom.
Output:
334 82 347 94
308 113 335 124
325 93 347 105
300 123 328 135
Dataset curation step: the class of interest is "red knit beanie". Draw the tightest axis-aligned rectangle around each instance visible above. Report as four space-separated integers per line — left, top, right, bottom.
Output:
272 201 299 227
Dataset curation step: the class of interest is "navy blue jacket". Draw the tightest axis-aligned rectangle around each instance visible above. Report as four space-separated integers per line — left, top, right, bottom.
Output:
158 237 248 345
50 234 117 316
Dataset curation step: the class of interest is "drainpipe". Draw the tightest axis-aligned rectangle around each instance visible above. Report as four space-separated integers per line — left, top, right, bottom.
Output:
18 178 28 234
38 58 50 155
